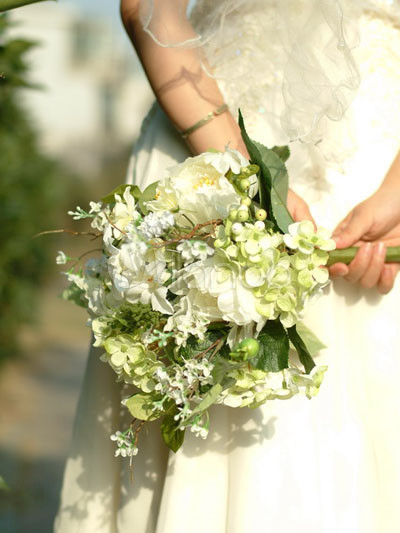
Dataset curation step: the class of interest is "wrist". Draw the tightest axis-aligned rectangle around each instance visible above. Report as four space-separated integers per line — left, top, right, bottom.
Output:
185 112 249 158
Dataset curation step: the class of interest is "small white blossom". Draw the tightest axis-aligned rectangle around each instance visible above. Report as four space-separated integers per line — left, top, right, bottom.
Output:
110 429 139 460
190 422 209 439
177 239 214 265
283 221 336 254
138 211 175 240
56 251 68 265
68 206 94 220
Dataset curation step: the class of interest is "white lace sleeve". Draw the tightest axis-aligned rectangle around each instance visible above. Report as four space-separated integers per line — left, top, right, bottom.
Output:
139 0 361 143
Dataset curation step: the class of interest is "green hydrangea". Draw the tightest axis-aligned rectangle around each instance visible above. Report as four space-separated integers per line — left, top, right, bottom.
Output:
102 334 161 392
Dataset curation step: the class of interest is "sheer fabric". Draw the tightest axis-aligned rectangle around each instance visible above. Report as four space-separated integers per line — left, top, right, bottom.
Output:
140 0 361 142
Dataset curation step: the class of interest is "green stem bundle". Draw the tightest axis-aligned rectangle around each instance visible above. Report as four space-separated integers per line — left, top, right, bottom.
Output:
327 246 400 266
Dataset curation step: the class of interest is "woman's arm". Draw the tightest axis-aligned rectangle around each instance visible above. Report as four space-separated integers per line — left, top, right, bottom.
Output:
120 0 315 223
120 0 246 155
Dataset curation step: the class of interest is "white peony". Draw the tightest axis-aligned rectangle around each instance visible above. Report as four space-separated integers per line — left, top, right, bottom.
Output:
146 149 250 226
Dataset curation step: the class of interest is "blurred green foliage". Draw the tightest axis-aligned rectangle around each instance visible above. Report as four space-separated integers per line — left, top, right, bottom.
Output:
0 15 69 361
0 0 54 14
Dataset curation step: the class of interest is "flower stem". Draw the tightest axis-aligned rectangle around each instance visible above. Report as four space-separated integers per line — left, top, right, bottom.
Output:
327 246 400 266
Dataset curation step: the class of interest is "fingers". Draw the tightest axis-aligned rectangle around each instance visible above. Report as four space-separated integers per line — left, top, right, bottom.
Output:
378 264 400 294
294 201 316 227
343 242 374 283
358 242 387 288
286 189 316 227
333 208 372 249
329 262 349 278
338 241 389 291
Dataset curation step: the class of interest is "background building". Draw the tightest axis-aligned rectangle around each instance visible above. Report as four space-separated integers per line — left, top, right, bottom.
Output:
9 1 153 174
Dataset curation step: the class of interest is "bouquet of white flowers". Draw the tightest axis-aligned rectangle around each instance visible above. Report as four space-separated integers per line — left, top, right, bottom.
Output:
56 115 380 460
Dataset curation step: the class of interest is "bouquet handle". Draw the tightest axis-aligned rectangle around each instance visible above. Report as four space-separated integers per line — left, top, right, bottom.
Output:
327 246 400 266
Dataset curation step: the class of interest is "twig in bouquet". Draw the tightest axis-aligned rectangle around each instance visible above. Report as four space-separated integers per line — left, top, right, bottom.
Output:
195 337 225 360
151 219 222 248
33 228 101 239
104 214 128 237
70 248 103 268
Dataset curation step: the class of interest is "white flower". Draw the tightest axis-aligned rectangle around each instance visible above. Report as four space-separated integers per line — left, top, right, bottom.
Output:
110 429 139 459
283 221 336 254
103 187 141 243
56 251 68 265
108 241 174 314
202 148 249 175
138 211 175 240
172 256 261 325
190 422 209 439
177 239 214 265
164 293 210 345
147 150 245 226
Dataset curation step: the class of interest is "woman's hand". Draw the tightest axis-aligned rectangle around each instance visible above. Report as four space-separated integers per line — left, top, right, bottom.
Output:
287 188 316 225
329 185 400 294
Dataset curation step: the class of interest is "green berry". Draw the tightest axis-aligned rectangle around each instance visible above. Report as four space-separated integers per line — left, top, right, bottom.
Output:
241 197 252 207
255 209 267 221
237 210 249 222
238 178 250 191
231 338 260 361
229 209 238 221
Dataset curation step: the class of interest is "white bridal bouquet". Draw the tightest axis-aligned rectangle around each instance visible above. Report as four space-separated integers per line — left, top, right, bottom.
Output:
56 115 360 459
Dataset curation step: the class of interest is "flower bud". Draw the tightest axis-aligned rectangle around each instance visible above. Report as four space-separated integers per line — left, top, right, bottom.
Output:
241 197 252 207
240 164 259 177
255 209 267 221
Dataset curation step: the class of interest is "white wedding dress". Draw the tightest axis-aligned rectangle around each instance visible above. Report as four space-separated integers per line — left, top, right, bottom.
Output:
55 2 400 532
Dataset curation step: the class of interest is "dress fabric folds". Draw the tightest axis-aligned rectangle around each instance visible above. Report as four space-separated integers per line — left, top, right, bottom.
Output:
55 7 400 533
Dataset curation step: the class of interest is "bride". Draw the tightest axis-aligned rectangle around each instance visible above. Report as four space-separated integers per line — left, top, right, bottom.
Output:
55 1 400 531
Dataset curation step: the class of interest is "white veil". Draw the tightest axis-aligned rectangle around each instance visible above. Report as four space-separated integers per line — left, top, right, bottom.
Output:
139 0 361 143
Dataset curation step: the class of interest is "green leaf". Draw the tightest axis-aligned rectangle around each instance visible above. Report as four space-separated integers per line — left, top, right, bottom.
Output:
238 110 293 233
101 183 141 205
61 283 86 308
253 140 292 233
161 414 185 453
179 330 227 360
272 145 290 163
178 376 235 429
287 325 316 374
0 0 55 12
296 322 327 356
125 393 161 421
238 110 272 209
251 320 289 372
139 181 158 214
187 383 223 418
0 475 9 491
211 357 240 385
